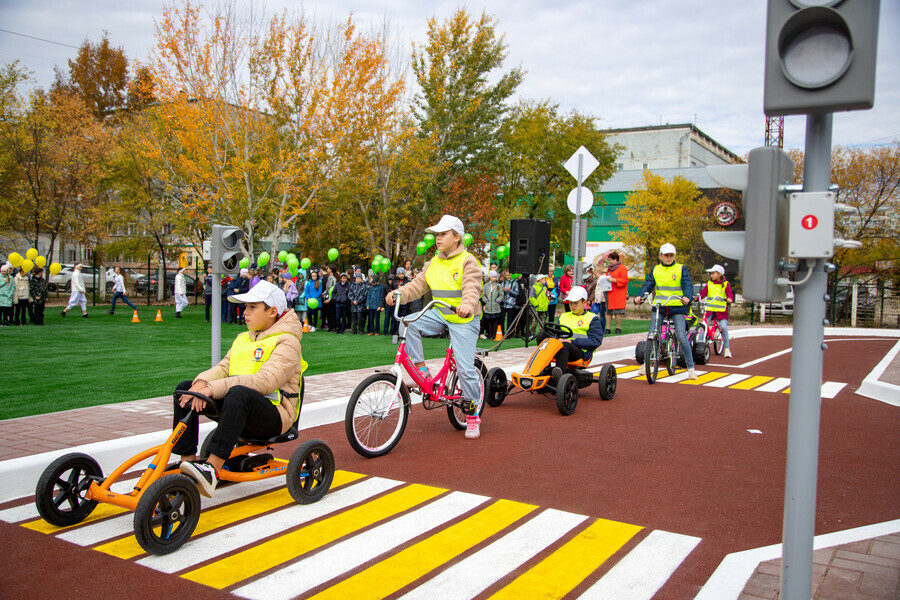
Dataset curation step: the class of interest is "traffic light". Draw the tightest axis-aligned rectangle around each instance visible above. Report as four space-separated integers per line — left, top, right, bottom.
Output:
210 224 244 275
764 0 880 116
704 146 795 303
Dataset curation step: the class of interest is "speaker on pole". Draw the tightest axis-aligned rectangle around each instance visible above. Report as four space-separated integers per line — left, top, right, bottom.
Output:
509 219 550 275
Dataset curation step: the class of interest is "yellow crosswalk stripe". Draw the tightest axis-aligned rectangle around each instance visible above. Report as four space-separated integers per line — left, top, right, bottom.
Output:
729 376 774 390
489 518 643 599
307 499 537 600
615 365 640 373
654 368 684 380
94 470 365 559
680 372 729 386
22 503 128 534
183 483 446 590
782 387 791 394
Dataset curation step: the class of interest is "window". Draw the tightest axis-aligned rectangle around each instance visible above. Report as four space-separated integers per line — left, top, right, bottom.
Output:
642 163 649 170
616 163 624 171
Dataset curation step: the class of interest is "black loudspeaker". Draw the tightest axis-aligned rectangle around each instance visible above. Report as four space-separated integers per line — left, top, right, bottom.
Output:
509 219 550 275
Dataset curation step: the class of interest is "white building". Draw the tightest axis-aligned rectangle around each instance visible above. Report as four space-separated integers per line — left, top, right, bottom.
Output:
605 123 740 171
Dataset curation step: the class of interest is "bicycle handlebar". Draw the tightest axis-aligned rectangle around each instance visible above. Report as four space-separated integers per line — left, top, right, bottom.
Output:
392 290 456 324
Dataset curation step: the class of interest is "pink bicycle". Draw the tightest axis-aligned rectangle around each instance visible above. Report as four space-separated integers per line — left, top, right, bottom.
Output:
344 292 487 458
701 296 727 356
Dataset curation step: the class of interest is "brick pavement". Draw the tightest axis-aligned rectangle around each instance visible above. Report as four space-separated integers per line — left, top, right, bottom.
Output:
2 327 898 599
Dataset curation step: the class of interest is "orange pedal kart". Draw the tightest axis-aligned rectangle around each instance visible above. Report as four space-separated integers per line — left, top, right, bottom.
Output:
485 322 617 415
34 388 334 555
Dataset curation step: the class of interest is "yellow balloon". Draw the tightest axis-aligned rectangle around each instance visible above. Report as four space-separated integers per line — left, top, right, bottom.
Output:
7 252 22 267
35 256 47 268
20 259 34 272
49 262 61 276
25 248 38 260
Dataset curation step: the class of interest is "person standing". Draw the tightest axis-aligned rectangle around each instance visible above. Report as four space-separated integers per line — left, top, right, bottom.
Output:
349 272 367 334
559 265 574 314
203 266 213 322
332 272 351 333
60 263 89 318
108 266 138 315
0 265 13 326
499 271 518 336
12 267 30 325
529 273 550 331
366 273 384 335
481 270 502 339
605 251 629 334
594 267 612 334
29 267 48 325
174 267 188 318
305 270 322 329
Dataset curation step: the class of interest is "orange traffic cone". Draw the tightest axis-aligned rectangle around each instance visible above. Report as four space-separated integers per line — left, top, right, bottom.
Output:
303 318 310 333
130 310 140 323
154 310 163 322
494 325 503 341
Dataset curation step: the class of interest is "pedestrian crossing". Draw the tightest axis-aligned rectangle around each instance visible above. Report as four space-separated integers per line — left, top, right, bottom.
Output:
608 365 847 398
3 470 701 600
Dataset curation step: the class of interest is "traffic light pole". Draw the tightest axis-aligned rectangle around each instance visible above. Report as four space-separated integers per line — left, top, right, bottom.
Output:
780 112 832 600
211 275 222 367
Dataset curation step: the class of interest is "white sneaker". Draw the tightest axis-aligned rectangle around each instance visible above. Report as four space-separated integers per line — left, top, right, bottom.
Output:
687 369 698 380
465 416 481 439
724 349 732 358
637 364 646 376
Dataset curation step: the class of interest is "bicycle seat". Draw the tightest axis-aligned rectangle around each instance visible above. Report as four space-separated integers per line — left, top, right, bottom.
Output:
239 425 299 446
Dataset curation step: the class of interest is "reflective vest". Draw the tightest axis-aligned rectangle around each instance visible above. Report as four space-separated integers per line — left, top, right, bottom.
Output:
652 263 685 307
559 310 597 341
425 250 478 324
705 280 728 312
229 332 307 417
530 282 549 311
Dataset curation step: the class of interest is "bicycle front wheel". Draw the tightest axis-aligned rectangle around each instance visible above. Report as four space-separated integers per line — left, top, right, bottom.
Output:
646 336 660 384
345 373 410 458
713 326 724 355
666 334 678 376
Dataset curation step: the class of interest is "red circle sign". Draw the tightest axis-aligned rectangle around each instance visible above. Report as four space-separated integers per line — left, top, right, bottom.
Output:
801 214 818 230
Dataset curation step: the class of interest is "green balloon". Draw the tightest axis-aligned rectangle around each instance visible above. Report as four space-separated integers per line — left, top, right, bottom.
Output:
327 247 339 261
374 254 384 262
300 257 311 269
416 241 427 255
257 252 270 267
287 256 299 268
382 259 391 272
289 265 298 277
239 257 250 269
307 298 319 309
278 250 288 263
463 233 473 246
423 234 435 247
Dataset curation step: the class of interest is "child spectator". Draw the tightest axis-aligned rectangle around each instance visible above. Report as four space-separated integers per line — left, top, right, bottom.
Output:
0 265 12 326
481 270 502 339
366 273 385 335
349 272 367 334
29 267 47 325
13 267 30 325
332 272 351 333
305 270 323 329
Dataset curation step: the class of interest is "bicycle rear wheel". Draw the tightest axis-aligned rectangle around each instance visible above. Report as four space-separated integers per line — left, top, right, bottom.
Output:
646 336 660 384
446 357 487 430
345 373 410 458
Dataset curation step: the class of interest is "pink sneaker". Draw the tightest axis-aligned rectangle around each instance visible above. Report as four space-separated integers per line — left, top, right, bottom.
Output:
465 416 481 439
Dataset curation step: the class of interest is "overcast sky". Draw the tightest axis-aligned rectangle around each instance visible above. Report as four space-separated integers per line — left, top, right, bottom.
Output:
1 0 897 157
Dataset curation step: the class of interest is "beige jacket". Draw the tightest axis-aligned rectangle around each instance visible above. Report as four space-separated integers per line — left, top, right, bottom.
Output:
397 244 483 317
194 310 304 433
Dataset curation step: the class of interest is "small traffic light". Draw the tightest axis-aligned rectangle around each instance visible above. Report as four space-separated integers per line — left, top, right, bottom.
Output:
210 224 244 275
764 0 880 116
704 146 795 303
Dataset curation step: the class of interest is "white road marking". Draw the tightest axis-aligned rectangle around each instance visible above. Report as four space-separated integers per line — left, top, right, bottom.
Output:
578 530 701 600
704 374 752 388
755 378 791 393
138 477 402 574
821 381 847 399
747 430 763 434
234 491 491 600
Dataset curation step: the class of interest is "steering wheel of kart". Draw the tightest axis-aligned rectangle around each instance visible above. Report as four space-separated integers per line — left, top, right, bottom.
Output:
174 389 221 419
543 322 574 339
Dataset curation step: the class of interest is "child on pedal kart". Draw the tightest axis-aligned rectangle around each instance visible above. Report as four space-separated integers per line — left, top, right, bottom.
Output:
634 243 698 380
386 214 484 440
700 263 734 358
536 286 604 381
173 280 304 497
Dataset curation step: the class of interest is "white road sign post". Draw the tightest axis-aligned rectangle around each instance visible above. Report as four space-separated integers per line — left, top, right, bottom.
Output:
565 146 599 285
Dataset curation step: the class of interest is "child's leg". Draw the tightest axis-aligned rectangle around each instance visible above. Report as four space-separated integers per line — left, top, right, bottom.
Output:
172 380 201 457
404 309 447 370
446 317 483 411
672 313 694 369
717 316 730 349
203 386 282 465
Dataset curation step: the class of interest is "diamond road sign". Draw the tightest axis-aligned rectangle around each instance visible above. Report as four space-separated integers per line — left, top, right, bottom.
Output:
564 146 599 182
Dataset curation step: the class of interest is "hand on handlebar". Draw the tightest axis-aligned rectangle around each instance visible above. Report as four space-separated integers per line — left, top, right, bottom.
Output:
179 382 211 411
386 289 400 306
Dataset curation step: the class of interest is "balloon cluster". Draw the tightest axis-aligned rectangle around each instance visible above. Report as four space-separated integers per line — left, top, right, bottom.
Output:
370 254 391 273
495 242 511 261
6 248 59 275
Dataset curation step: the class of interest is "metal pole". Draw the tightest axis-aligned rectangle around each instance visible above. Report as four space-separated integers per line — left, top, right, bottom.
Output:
211 276 222 367
573 154 585 286
780 112 832 600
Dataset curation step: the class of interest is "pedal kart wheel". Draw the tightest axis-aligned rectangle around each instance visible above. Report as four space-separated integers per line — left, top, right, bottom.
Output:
485 367 508 407
598 364 617 401
35 452 102 526
634 341 646 365
556 373 578 416
287 439 334 504
345 372 410 458
693 341 710 365
134 474 201 555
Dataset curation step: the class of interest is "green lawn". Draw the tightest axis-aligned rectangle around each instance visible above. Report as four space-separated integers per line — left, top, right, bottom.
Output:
0 305 647 420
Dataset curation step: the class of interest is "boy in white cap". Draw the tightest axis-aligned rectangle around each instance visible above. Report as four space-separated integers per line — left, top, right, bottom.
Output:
386 214 485 439
60 263 89 318
174 267 188 318
537 286 604 380
634 243 697 379
175 280 305 497
700 264 734 358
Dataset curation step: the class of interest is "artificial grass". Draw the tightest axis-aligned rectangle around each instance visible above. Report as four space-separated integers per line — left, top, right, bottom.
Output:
0 305 647 420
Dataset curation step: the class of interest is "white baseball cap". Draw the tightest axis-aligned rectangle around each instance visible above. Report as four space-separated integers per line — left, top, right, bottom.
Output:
425 214 465 236
660 243 677 255
228 280 288 313
536 274 547 281
706 264 725 275
565 286 588 302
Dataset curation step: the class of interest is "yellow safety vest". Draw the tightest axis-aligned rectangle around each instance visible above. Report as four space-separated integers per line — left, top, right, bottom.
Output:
559 310 597 341
425 250 478 324
530 282 549 311
705 280 728 312
652 263 685 307
229 332 307 415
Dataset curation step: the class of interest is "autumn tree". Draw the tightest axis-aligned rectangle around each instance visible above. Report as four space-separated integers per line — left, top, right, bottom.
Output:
52 33 130 121
613 170 715 275
411 8 524 218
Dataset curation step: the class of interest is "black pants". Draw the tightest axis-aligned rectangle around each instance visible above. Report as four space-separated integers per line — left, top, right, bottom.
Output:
335 302 349 332
0 306 12 325
32 301 45 325
204 294 212 322
351 310 363 333
307 306 319 328
13 300 29 325
535 332 585 369
172 380 282 461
